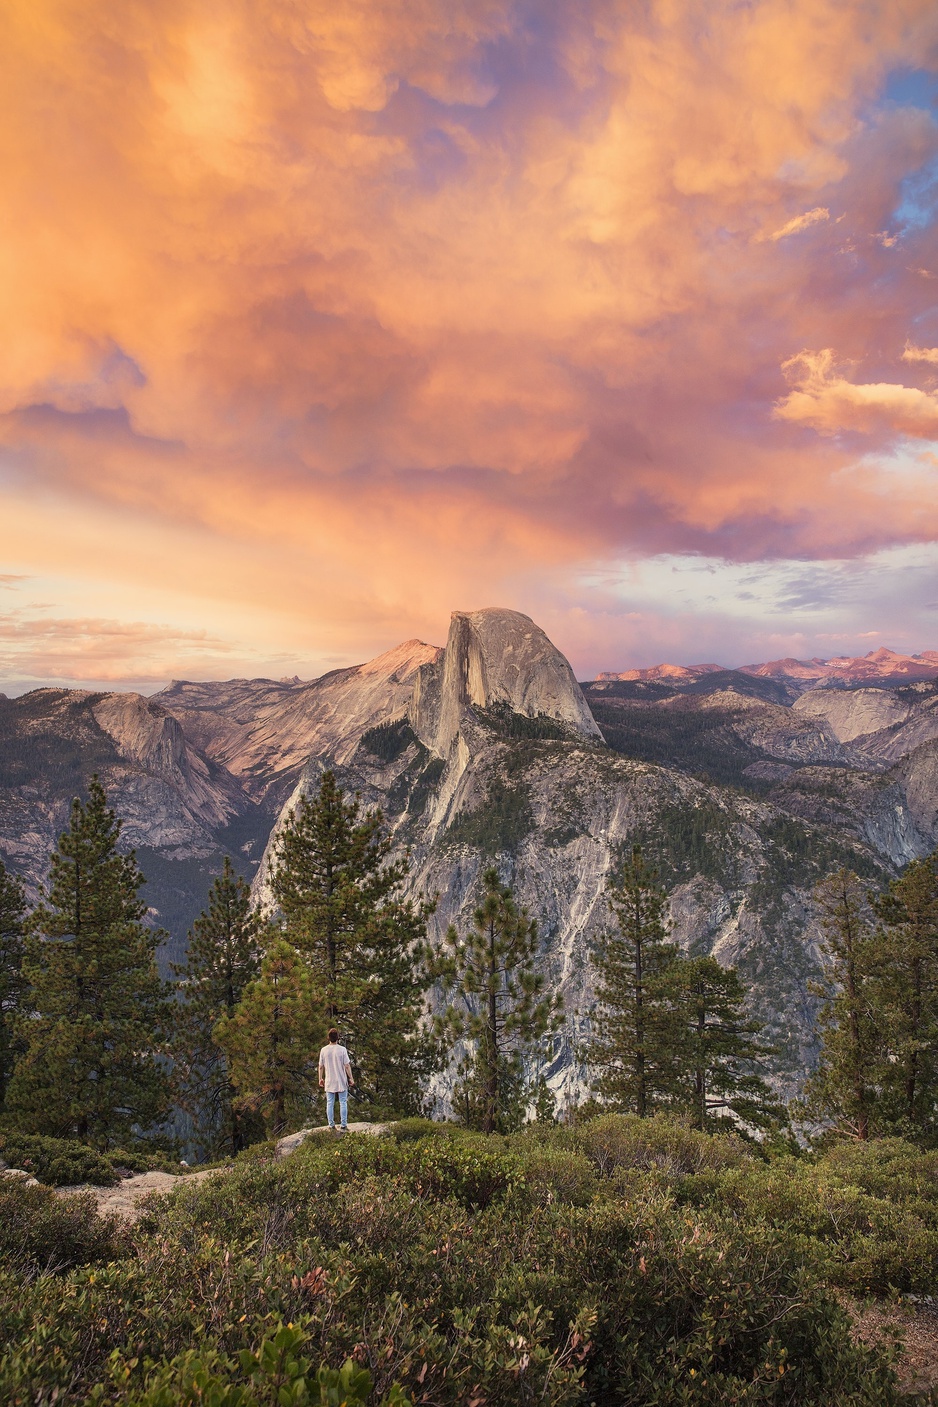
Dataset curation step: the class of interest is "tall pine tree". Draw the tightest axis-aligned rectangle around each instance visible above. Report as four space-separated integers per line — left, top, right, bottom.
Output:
590 846 682 1116
215 938 321 1139
271 770 434 1117
6 778 170 1148
802 868 880 1140
0 859 28 1110
675 955 782 1134
429 867 562 1134
172 857 265 1157
872 852 938 1142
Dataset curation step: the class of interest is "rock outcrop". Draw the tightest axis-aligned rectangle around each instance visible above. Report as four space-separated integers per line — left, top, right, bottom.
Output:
412 608 602 758
154 640 441 806
4 610 938 1109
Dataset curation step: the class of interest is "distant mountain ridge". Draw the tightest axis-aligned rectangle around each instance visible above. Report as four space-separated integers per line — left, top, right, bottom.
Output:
4 613 938 1105
598 646 938 693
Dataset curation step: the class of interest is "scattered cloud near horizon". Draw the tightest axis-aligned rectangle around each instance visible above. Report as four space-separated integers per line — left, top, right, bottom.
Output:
1 0 937 690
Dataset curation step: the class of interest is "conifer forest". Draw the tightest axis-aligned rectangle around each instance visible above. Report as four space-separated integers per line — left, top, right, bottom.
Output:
4 765 938 1405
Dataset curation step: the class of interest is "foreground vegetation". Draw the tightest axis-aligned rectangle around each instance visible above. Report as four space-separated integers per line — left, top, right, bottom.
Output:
4 1117 938 1405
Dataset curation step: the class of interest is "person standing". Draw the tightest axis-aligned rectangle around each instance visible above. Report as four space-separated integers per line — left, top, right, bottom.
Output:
318 1028 354 1131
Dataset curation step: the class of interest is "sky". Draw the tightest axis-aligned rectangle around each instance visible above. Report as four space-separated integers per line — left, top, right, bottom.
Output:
1 0 937 694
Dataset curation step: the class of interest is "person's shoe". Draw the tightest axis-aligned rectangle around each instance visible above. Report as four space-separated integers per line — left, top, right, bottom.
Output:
339 1125 348 1133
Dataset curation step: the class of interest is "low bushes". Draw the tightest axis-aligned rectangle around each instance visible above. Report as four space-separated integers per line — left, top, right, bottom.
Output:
0 1130 117 1186
0 1129 181 1187
0 1120 918 1405
0 1180 121 1278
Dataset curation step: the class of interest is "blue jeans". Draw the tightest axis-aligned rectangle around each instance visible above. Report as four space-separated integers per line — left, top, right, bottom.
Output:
326 1090 348 1128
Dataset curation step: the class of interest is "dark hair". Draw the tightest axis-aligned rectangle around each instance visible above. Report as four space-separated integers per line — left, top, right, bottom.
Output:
328 1027 339 1042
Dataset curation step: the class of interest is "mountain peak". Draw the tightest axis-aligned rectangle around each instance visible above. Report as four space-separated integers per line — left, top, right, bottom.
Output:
416 607 602 755
357 639 441 678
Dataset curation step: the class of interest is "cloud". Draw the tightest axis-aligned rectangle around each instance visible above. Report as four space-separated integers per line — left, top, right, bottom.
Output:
0 612 242 685
774 349 938 437
763 206 831 241
0 0 937 678
903 343 938 364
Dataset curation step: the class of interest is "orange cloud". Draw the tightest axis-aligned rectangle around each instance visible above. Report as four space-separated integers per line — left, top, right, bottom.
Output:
904 344 938 365
775 350 938 437
0 0 937 683
762 207 831 242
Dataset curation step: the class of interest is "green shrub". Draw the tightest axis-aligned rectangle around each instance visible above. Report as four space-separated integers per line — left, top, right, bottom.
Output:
577 1112 749 1178
106 1148 184 1176
0 1122 921 1405
678 1152 938 1296
0 1181 121 1277
0 1130 117 1186
117 1322 411 1406
382 1117 450 1142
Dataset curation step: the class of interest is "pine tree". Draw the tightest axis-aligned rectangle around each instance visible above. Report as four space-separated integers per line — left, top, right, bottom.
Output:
676 955 782 1134
215 938 321 1138
590 845 682 1117
0 859 28 1110
6 778 171 1147
802 868 880 1140
872 852 938 1141
429 867 562 1134
172 857 265 1157
271 770 434 1117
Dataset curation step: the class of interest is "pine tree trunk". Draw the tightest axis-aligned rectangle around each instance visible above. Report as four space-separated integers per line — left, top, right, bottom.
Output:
633 896 646 1118
907 955 923 1125
695 990 706 1131
484 918 499 1134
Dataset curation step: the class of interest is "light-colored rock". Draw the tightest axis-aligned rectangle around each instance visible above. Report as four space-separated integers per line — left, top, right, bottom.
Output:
2 1168 40 1185
794 687 913 743
155 641 441 805
56 1168 218 1222
896 740 938 848
275 1122 387 1157
415 608 602 758
92 692 245 831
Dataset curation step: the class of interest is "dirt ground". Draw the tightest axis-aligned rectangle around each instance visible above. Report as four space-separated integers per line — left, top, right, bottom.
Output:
54 1121 386 1223
848 1297 938 1399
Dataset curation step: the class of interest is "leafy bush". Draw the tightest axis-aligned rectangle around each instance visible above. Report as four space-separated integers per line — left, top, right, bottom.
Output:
0 1130 117 1186
0 1181 120 1277
383 1118 450 1142
0 1124 912 1406
575 1113 749 1178
677 1149 938 1297
0 1130 181 1187
119 1322 411 1406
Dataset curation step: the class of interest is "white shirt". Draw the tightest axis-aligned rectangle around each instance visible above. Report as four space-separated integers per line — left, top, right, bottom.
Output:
319 1043 352 1092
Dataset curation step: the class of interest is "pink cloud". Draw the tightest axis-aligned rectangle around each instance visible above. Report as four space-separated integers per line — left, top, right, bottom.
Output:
0 0 936 677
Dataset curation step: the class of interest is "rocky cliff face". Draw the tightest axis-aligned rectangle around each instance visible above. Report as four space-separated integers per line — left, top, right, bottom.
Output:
257 612 937 1106
0 642 442 961
153 640 440 807
4 612 938 1108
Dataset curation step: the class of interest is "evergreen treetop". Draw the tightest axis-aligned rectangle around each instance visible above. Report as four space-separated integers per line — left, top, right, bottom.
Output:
215 937 321 1139
6 777 171 1147
270 769 435 1117
0 858 28 1108
590 845 683 1117
872 852 938 1142
676 955 782 1135
172 857 265 1156
802 868 879 1141
429 867 562 1134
